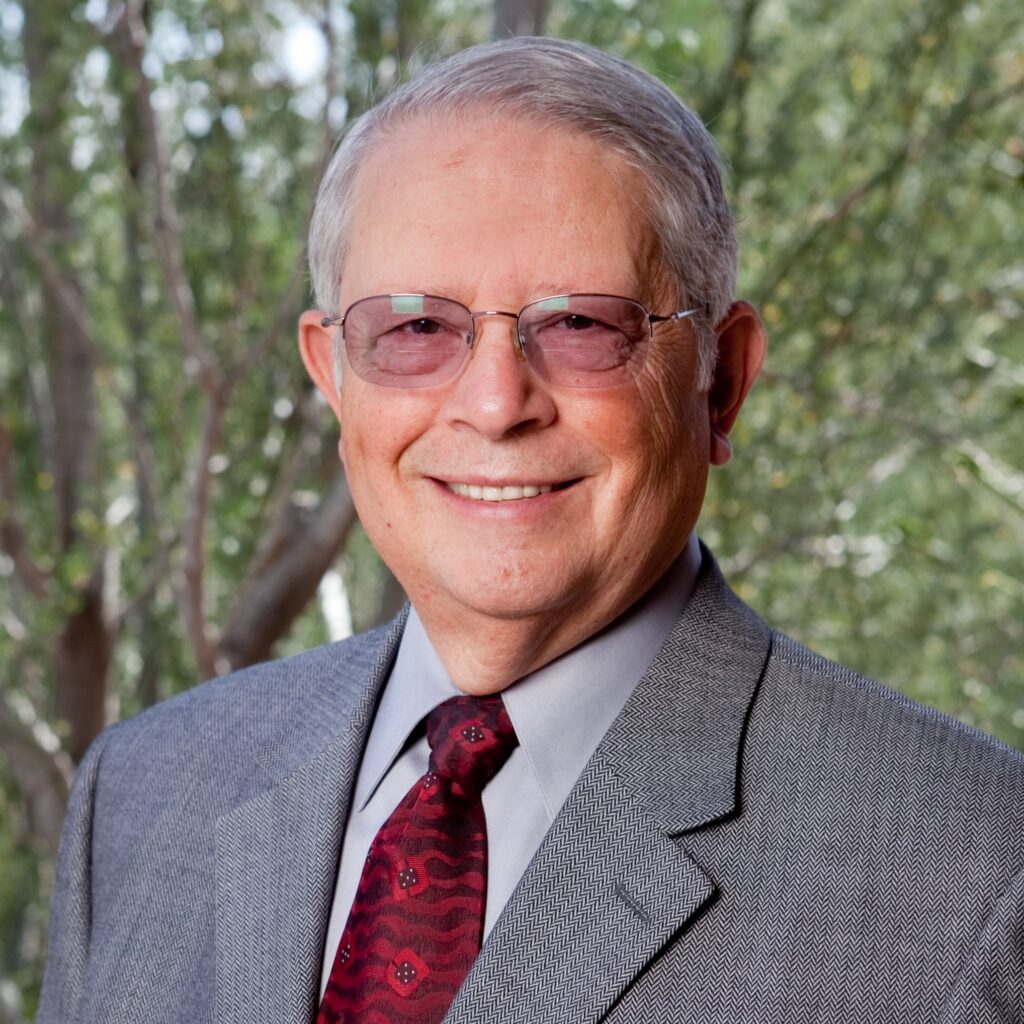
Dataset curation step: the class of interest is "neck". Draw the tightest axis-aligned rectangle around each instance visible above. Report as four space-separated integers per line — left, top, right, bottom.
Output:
417 606 603 695
408 536 699 694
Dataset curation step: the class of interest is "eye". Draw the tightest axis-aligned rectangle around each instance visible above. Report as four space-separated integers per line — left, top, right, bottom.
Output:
563 314 598 330
534 312 618 339
405 318 443 335
378 315 464 341
371 314 465 355
380 317 445 337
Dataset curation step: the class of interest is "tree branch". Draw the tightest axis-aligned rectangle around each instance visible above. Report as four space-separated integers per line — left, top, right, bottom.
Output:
212 7 355 669
217 471 357 671
701 0 762 120
110 0 225 398
0 180 105 553
240 392 321 574
182 393 224 679
0 237 57 483
112 535 177 637
228 253 310 381
106 0 235 677
0 186 99 362
754 142 912 306
0 692 73 860
0 422 48 598
755 16 1019 310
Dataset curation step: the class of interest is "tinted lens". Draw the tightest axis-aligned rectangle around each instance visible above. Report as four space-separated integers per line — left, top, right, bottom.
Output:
520 294 650 387
343 295 471 387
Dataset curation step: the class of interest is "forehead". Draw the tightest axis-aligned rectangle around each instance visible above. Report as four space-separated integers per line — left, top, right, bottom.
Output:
340 113 662 306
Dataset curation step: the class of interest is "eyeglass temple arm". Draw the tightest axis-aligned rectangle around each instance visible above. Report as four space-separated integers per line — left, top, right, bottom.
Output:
649 302 710 326
321 315 344 328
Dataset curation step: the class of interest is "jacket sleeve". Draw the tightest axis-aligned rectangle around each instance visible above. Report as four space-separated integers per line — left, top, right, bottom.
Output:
939 862 1024 1023
36 728 115 1024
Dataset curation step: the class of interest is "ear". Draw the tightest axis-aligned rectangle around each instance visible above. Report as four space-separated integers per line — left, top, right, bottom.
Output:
298 310 344 422
707 301 766 466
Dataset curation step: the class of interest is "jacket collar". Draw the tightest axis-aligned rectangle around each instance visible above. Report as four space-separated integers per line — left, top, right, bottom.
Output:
601 546 771 835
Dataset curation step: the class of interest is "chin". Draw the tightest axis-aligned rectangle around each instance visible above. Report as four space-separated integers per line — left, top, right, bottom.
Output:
440 566 579 622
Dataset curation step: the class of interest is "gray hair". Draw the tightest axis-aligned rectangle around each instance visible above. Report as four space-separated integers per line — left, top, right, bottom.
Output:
308 37 737 388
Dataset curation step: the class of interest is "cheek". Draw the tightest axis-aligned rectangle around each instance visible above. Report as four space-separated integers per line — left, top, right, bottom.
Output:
340 389 423 471
339 409 401 521
597 387 708 532
638 350 708 465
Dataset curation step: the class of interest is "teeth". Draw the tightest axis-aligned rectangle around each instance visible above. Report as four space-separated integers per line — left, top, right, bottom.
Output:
447 482 555 501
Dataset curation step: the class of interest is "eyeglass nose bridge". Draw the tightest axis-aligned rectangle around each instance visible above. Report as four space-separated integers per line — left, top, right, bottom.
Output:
466 309 529 363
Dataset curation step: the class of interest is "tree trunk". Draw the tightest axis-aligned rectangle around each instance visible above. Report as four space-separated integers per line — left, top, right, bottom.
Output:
117 40 163 709
53 572 112 763
217 474 358 670
22 0 111 763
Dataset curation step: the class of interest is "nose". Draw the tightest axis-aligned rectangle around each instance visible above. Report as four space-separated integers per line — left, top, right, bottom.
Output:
441 315 557 440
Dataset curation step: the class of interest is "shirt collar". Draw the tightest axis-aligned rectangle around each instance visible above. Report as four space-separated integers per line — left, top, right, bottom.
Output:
354 611 461 809
355 532 702 817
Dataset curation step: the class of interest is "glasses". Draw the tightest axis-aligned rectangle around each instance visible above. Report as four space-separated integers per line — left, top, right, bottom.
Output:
320 293 703 389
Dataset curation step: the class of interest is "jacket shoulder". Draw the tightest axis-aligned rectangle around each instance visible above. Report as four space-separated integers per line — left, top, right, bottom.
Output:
767 629 1024 768
106 619 396 748
756 630 1024 841
84 617 403 819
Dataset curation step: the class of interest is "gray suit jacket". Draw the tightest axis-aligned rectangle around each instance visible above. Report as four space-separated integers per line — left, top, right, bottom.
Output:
38 553 1024 1023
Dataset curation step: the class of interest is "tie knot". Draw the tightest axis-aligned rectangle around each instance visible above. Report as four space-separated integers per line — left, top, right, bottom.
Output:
426 695 518 793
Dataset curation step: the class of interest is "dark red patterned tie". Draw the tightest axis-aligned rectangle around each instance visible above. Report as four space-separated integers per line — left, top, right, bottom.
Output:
317 695 518 1024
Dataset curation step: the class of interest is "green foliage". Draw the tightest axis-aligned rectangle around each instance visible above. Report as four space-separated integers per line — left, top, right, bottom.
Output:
1 0 1022 1010
0 772 43 1020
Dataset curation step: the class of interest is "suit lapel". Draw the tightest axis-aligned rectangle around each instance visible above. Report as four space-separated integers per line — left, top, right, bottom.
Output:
443 750 717 1024
213 613 406 1024
446 552 771 1024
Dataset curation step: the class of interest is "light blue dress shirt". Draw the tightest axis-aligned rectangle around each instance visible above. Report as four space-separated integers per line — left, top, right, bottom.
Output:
319 533 702 994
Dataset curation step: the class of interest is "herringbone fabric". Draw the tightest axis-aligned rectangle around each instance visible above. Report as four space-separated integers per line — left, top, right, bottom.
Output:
37 551 1024 1024
318 696 517 1024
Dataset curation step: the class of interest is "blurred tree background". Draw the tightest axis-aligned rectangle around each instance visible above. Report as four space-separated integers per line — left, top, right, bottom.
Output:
0 0 1021 1015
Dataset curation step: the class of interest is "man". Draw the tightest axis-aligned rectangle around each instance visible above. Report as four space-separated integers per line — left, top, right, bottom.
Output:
40 36 1024 1024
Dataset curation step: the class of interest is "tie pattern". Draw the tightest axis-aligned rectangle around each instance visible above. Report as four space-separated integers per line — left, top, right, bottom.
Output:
317 695 518 1024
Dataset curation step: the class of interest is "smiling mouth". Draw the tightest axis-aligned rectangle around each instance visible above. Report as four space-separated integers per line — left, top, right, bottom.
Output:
444 481 575 502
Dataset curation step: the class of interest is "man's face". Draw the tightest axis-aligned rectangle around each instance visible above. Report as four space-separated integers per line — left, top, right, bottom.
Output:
301 113 762 682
